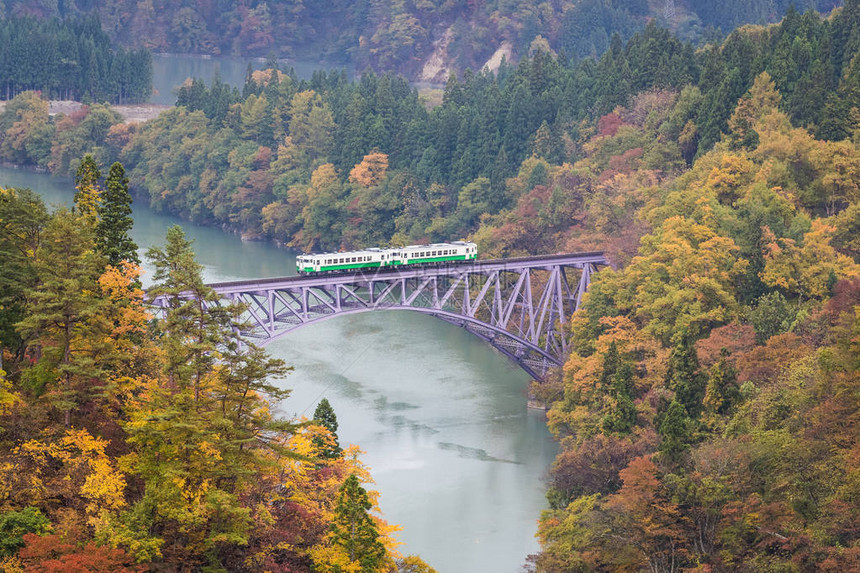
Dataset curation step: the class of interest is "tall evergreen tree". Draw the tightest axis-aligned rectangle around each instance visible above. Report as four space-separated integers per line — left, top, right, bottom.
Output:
16 209 107 428
313 397 342 459
657 400 692 466
602 361 637 435
96 162 139 266
124 225 292 562
331 474 387 571
703 351 740 415
664 333 706 417
73 154 101 227
0 188 48 361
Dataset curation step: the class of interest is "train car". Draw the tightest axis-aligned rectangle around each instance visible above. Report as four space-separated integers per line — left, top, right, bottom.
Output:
296 241 478 274
296 248 396 273
398 241 477 265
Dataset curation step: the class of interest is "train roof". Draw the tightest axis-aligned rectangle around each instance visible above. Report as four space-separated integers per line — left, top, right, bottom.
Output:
299 241 476 257
299 248 380 257
400 241 475 249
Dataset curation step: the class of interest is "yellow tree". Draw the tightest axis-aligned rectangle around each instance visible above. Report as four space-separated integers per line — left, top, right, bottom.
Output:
619 216 748 344
73 155 102 228
813 138 860 215
761 220 860 299
727 72 782 150
349 152 389 188
1 429 127 528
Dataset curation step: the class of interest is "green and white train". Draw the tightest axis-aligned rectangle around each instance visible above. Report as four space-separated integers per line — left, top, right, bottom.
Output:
296 241 478 274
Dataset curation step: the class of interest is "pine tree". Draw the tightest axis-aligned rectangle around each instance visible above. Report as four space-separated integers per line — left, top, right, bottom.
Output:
73 154 102 226
657 400 691 466
703 351 740 415
0 188 48 360
123 225 293 561
331 474 387 571
598 341 620 390
16 209 108 428
602 361 637 435
145 225 231 403
313 397 342 459
665 334 706 417
96 162 139 267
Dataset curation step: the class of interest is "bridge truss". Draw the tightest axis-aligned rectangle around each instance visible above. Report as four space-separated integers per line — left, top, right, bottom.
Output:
150 253 608 380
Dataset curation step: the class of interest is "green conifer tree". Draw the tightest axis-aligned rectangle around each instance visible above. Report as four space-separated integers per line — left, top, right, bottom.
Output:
73 154 102 226
602 361 637 434
331 474 386 571
313 397 342 459
0 188 48 361
96 162 139 267
703 351 740 415
16 209 107 428
122 225 293 560
658 400 691 466
665 334 706 417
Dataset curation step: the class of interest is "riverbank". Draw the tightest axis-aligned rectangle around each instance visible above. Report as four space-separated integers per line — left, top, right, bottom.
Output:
0 99 171 123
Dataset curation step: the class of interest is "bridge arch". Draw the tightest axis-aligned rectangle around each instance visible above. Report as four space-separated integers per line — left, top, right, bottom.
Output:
149 253 609 380
259 306 562 381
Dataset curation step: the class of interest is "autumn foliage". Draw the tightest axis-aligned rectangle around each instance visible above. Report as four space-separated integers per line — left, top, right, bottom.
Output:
533 72 860 572
0 186 409 571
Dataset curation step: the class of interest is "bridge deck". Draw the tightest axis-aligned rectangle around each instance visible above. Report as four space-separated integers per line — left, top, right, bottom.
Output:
205 251 609 293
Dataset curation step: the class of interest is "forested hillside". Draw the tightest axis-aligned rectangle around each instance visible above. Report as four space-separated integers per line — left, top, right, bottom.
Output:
1 2 860 571
0 0 843 79
529 72 860 570
5 4 859 254
0 168 432 571
0 15 152 103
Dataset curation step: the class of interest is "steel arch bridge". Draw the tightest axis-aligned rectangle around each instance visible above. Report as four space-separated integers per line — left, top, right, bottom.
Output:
149 252 609 380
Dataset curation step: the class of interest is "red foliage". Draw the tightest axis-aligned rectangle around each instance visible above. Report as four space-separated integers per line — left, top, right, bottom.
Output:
550 430 657 498
735 333 811 385
823 277 860 318
18 533 143 573
605 147 643 177
67 106 91 125
597 112 624 137
254 145 273 169
695 322 757 368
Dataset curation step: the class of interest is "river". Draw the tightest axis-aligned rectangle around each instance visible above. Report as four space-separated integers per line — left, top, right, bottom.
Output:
0 165 557 572
150 54 353 105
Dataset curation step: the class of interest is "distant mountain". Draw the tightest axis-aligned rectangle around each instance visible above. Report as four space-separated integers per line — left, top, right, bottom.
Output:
0 0 844 81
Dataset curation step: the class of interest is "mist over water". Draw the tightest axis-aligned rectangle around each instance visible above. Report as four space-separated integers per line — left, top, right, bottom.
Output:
0 127 555 572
